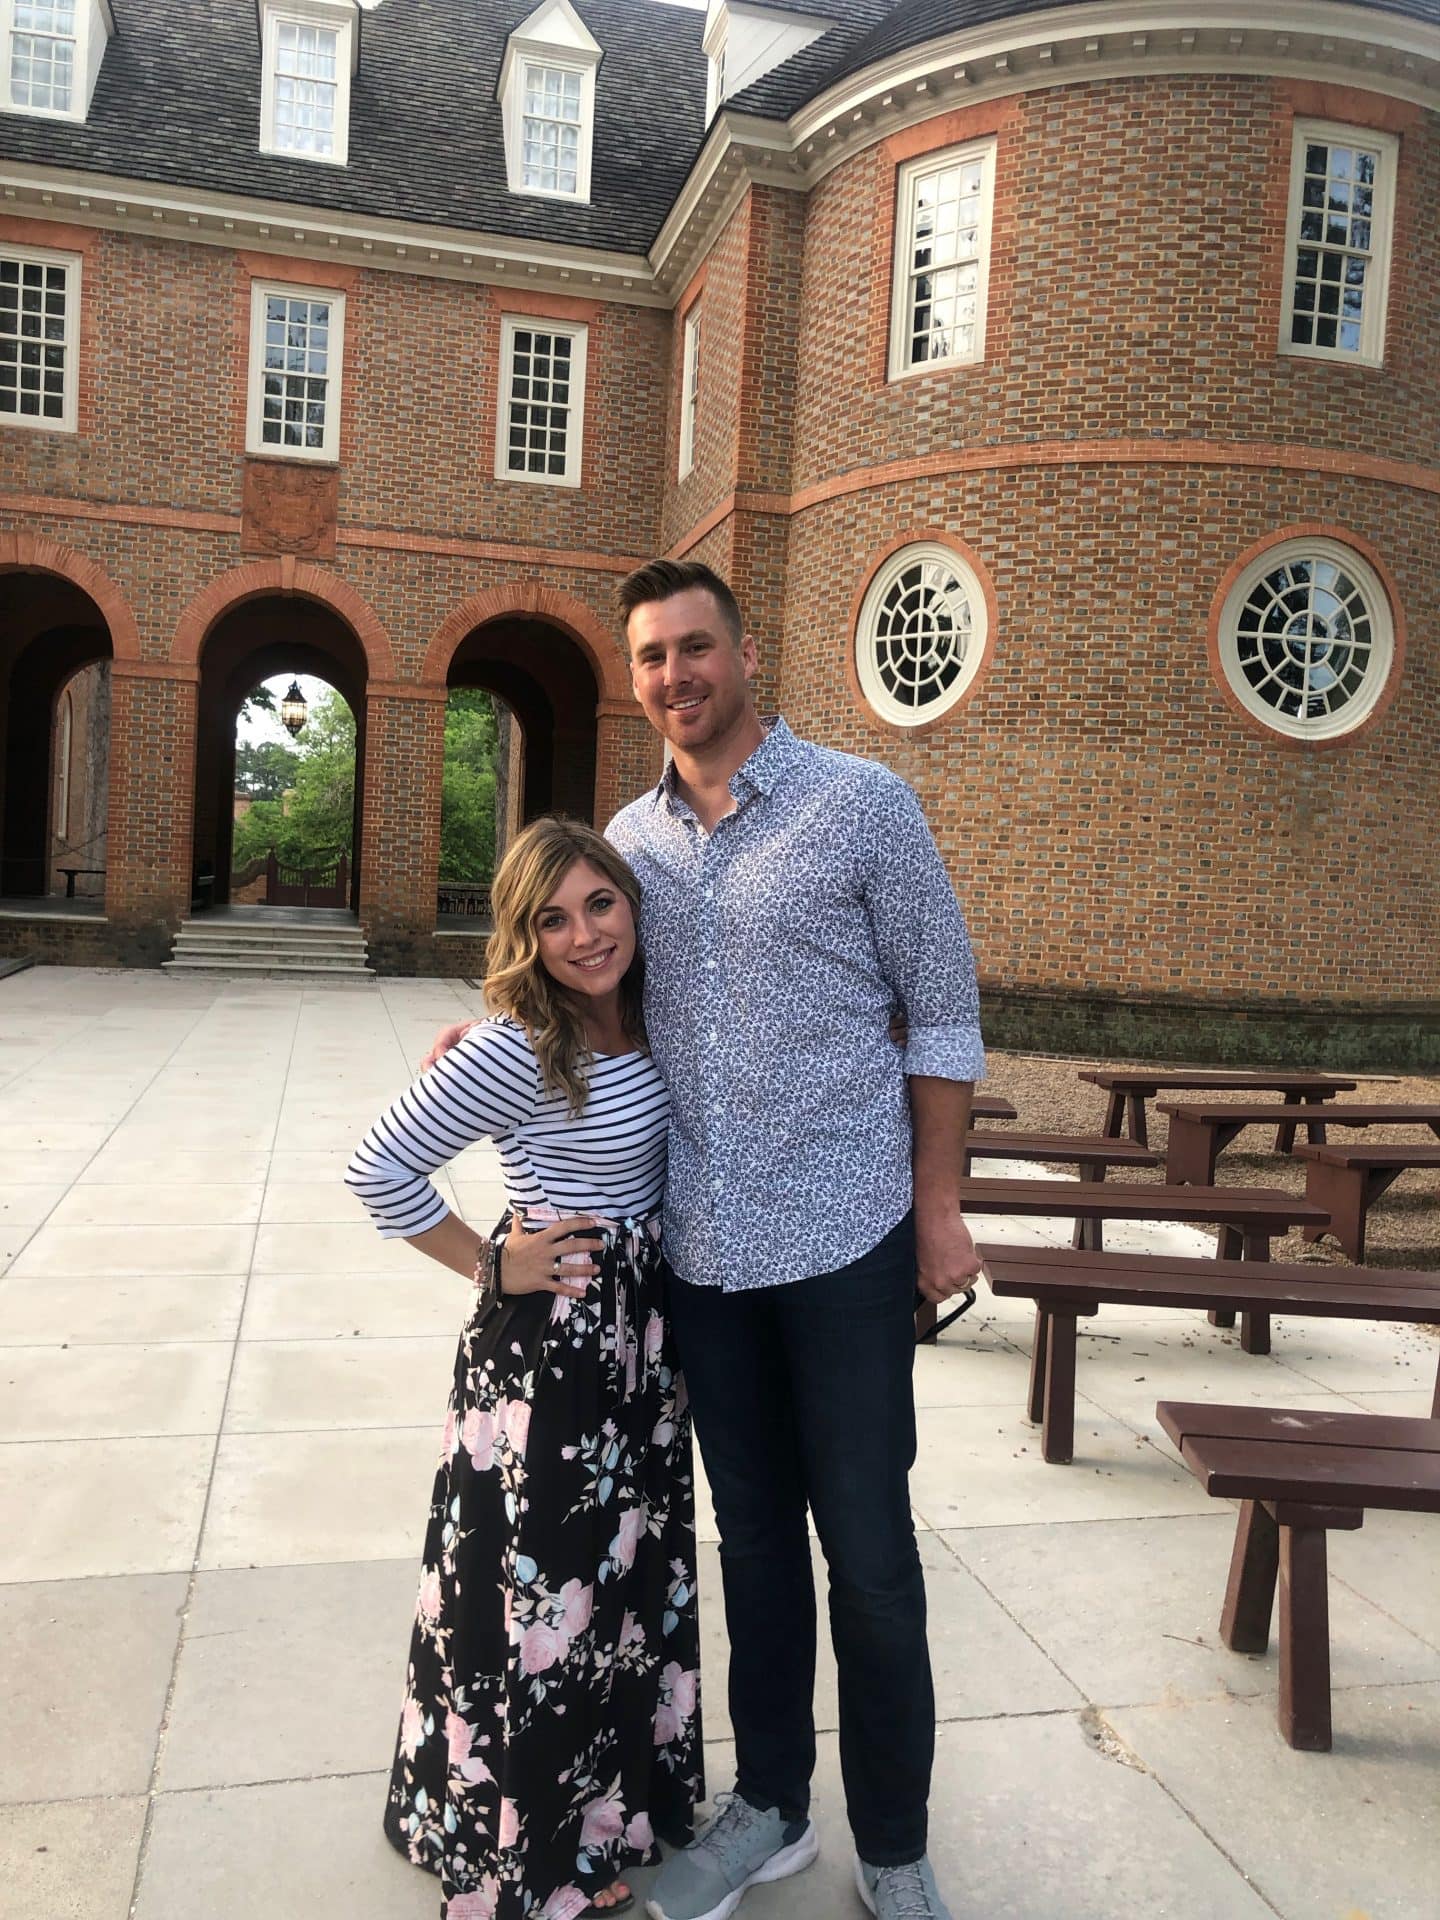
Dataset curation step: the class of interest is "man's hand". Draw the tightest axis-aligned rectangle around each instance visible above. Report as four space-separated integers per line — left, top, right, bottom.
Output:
422 1019 480 1073
915 1202 983 1305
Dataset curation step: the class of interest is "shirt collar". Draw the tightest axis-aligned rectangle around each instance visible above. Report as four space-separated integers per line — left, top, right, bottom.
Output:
655 714 801 816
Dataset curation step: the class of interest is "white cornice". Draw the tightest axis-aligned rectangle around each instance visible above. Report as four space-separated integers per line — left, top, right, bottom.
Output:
0 163 663 304
651 0 1440 289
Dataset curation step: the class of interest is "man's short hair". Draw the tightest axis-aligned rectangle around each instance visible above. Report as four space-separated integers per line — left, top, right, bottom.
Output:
618 559 744 645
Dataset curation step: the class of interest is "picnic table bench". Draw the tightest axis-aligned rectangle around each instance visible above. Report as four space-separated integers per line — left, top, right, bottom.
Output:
1157 1400 1440 1750
962 1132 1163 1179
1296 1141 1440 1261
1080 1069 1356 1150
981 1245 1440 1462
970 1094 1017 1123
916 1180 1327 1343
1162 1102 1440 1185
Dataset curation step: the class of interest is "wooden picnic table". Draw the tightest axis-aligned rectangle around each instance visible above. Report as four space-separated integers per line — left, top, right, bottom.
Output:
1158 1401 1440 1750
915 1179 1328 1342
1161 1101 1440 1185
982 1245 1440 1462
1080 1069 1357 1150
1297 1141 1440 1261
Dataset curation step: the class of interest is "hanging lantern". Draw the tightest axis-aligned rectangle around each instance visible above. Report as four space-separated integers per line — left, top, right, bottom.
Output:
279 679 308 737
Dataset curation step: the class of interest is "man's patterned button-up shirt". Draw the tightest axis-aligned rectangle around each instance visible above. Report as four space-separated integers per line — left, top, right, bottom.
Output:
607 718 985 1291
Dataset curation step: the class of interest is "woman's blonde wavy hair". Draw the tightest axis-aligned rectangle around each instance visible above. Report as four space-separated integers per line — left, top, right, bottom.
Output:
484 817 645 1114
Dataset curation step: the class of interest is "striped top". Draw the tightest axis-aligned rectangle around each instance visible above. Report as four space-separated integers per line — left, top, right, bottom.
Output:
345 1015 669 1237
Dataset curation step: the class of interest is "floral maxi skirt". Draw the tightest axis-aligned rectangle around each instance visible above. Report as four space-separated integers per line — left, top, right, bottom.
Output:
384 1219 704 1920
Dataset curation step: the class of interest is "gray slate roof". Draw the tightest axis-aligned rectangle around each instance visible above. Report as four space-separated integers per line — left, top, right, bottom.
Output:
2 2 1435 252
729 0 1440 121
0 0 707 255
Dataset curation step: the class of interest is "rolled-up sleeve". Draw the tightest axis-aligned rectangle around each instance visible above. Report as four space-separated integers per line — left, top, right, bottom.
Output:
344 1020 537 1238
860 770 986 1084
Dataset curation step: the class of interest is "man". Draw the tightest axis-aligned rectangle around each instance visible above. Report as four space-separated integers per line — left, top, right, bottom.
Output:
431 560 983 1920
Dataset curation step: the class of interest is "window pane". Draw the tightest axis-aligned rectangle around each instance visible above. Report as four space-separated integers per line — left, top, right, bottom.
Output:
1288 136 1383 355
256 292 333 451
0 253 67 423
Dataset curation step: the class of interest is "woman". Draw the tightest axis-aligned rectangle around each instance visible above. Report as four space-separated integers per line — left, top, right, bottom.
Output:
346 819 702 1920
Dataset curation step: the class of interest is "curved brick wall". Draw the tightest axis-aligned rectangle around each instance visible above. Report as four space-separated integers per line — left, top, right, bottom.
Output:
777 74 1440 1018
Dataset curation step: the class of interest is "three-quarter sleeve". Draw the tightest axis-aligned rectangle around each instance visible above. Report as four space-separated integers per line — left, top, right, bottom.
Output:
859 769 987 1085
345 1018 539 1238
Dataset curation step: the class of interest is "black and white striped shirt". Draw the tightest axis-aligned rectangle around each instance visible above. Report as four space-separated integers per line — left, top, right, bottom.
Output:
346 1016 669 1237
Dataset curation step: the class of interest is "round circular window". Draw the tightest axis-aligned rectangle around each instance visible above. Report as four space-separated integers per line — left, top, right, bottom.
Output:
856 543 986 727
1218 538 1394 741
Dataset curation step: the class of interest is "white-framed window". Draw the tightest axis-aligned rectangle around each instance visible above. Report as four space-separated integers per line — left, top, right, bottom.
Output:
521 60 586 195
889 140 996 381
498 1 600 204
259 3 353 165
707 38 727 116
856 543 988 727
679 307 701 479
245 283 345 461
1281 122 1397 367
7 0 75 112
496 316 588 487
1217 537 1395 741
0 244 80 432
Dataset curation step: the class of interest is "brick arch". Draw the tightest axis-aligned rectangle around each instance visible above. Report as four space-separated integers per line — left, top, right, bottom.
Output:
421 581 629 705
0 529 143 661
170 557 395 679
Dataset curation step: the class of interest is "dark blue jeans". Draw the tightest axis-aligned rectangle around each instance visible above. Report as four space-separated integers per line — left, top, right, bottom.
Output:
666 1211 931 1867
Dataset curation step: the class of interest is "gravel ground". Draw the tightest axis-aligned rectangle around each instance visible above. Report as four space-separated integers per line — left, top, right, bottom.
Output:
975 1050 1440 1277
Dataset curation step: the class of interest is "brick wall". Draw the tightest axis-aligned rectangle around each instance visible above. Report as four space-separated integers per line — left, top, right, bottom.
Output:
2 65 1436 1043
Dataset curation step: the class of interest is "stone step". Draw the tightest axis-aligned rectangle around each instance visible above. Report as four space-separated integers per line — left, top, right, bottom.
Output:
170 937 371 961
176 924 367 946
163 955 377 977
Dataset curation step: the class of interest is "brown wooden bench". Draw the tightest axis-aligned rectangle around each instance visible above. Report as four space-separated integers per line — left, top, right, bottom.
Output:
962 1133 1163 1178
916 1180 1328 1343
970 1094 1017 1123
1295 1141 1440 1261
1081 1069 1356 1150
1157 1401 1440 1750
1162 1101 1440 1185
981 1245 1440 1462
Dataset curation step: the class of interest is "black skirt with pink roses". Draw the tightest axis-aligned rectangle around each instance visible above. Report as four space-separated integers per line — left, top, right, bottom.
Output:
384 1217 703 1920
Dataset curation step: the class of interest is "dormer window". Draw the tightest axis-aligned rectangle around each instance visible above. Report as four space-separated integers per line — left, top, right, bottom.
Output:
499 0 601 205
708 38 726 115
1 0 113 122
702 2 829 117
259 0 356 165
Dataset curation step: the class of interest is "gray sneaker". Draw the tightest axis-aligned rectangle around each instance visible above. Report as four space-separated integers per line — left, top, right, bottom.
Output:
644 1793 819 1920
855 1855 953 1920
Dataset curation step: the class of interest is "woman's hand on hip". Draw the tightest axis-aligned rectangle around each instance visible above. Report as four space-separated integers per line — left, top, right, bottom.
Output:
502 1211 604 1299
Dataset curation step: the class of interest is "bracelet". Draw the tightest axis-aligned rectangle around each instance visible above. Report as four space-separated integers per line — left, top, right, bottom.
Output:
472 1219 509 1307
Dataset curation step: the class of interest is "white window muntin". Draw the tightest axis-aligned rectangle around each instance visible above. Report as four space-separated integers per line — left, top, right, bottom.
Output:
496 315 588 487
1218 537 1394 742
889 140 996 382
1280 122 1397 368
8 0 75 112
520 58 587 197
856 543 987 727
679 308 701 479
246 282 345 462
0 243 80 432
260 5 352 165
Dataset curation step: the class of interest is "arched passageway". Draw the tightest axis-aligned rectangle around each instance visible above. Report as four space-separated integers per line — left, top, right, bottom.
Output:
447 614 601 829
0 569 113 903
194 595 368 910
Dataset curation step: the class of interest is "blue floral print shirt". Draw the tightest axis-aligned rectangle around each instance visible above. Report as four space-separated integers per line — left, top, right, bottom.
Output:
607 718 985 1291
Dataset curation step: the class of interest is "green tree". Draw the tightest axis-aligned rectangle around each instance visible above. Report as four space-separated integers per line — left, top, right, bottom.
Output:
235 739 301 801
232 688 356 870
440 688 499 882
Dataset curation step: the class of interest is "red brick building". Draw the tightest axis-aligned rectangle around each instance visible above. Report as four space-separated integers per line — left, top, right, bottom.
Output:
1 0 1437 1061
